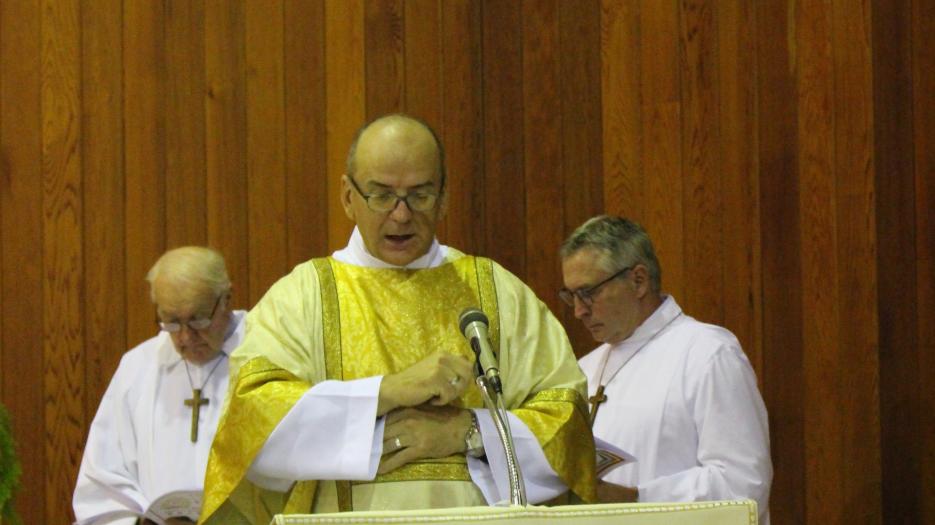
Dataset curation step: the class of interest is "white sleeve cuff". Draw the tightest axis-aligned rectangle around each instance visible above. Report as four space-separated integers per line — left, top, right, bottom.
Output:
247 376 383 489
467 409 567 504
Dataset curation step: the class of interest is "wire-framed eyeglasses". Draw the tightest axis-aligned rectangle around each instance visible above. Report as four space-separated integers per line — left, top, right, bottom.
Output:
347 176 440 213
558 267 632 307
158 295 222 333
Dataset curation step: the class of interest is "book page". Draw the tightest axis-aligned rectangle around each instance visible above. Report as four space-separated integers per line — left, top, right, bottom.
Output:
142 490 202 524
594 437 637 478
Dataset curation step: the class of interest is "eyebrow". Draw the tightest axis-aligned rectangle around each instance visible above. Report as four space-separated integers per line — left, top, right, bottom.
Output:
364 180 437 192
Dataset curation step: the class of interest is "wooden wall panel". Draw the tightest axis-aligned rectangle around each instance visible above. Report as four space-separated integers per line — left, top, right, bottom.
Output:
246 0 289 305
522 0 562 310
600 1 642 222
80 0 125 431
365 0 404 118
912 2 935 521
438 0 483 254
0 2 931 524
559 0 603 352
166 0 207 248
874 0 917 522
755 1 804 523
284 0 327 263
796 2 844 522
639 0 684 304
124 0 166 345
0 1 44 522
831 1 881 520
716 0 760 366
482 1 525 276
403 0 442 138
679 0 723 325
324 0 363 252
205 0 248 310
40 2 84 521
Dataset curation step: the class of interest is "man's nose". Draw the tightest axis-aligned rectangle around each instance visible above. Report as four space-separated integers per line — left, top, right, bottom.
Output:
388 197 413 221
177 325 197 344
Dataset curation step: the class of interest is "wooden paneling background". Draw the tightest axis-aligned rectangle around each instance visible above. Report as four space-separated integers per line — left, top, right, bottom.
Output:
0 1 931 523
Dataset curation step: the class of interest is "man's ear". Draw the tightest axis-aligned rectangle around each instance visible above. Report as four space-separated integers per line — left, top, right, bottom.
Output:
340 174 355 220
631 264 651 298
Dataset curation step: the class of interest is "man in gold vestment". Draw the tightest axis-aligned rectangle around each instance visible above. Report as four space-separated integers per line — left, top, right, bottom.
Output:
200 114 596 524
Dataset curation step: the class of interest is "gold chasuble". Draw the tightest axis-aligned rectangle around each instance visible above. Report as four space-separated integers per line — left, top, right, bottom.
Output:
200 252 596 524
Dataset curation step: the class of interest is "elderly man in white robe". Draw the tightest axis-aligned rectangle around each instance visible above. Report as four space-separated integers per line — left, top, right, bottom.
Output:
73 247 246 525
560 215 772 523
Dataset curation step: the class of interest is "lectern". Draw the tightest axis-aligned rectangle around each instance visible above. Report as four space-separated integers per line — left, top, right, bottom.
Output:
270 500 757 525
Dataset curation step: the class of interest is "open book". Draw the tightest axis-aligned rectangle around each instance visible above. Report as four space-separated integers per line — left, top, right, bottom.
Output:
594 437 637 478
75 480 204 525
141 489 201 524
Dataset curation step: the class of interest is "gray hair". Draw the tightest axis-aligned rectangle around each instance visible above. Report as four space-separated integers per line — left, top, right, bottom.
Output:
345 113 447 193
145 246 231 303
560 215 662 293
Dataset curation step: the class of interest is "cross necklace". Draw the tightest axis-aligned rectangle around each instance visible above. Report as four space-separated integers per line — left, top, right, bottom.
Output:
184 353 227 442
588 312 682 426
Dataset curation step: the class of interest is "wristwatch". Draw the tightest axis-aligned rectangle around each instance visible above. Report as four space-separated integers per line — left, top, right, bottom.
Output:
464 410 485 458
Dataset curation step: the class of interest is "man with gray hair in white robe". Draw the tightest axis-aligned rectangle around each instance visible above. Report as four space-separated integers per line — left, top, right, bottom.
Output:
73 246 246 525
560 215 772 524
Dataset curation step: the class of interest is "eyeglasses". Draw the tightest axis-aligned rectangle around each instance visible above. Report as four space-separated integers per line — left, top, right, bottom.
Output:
159 295 222 333
347 176 440 213
558 267 632 307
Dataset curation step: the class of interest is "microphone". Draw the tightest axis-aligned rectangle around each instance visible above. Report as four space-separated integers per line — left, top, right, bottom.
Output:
458 307 502 394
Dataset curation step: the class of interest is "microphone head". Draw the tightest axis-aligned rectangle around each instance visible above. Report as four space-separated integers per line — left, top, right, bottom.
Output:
459 307 489 335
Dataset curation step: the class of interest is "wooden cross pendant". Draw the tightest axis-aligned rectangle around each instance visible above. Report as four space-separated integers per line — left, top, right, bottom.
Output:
184 388 210 442
588 385 607 427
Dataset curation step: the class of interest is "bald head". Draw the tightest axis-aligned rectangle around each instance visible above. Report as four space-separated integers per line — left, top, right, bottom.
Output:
146 246 231 310
346 114 446 193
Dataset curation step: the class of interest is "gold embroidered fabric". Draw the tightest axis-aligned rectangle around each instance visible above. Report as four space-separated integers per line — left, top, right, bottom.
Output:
200 250 596 523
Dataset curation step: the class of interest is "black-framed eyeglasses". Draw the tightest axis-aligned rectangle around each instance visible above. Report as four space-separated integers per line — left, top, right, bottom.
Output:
558 267 632 307
158 295 222 333
347 176 440 213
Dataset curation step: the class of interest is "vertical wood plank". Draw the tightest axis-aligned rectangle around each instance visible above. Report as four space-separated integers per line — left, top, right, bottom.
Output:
678 0 722 324
81 0 125 427
482 2 526 278
364 0 404 117
913 1 935 520
403 0 441 126
560 0 603 354
284 0 327 264
640 0 684 303
124 0 166 345
756 2 804 523
402 0 444 239
245 0 288 305
797 1 844 523
0 0 44 521
600 1 643 221
165 0 207 247
716 0 761 368
522 0 562 312
873 0 919 522
40 1 84 522
438 0 483 254
482 1 524 275
205 0 248 308
832 0 882 521
324 0 364 251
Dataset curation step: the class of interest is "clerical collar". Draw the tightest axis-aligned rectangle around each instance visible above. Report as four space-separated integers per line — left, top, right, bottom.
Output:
332 226 449 269
611 295 682 350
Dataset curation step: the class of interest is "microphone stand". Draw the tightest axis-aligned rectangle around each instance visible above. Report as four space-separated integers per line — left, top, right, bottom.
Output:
475 372 527 506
